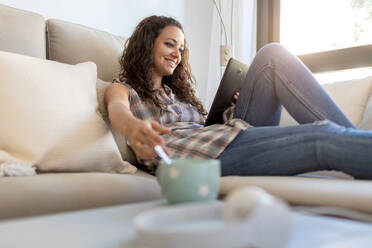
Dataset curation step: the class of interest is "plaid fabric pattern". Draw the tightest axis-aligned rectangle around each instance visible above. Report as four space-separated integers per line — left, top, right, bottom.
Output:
116 80 250 170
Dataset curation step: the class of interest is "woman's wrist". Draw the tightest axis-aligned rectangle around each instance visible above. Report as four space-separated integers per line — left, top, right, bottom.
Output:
120 116 141 137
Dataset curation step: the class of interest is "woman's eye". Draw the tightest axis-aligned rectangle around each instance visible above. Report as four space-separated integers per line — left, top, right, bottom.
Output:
165 42 174 48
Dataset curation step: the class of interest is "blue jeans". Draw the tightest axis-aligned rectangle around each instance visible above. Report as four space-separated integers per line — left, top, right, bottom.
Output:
218 43 372 179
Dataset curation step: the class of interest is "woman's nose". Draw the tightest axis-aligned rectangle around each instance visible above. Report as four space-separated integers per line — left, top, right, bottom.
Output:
171 48 181 59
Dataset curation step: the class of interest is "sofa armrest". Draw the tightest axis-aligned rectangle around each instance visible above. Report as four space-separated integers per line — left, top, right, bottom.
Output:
220 176 372 214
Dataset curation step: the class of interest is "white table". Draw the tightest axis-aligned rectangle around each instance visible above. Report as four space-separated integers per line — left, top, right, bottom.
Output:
0 200 372 248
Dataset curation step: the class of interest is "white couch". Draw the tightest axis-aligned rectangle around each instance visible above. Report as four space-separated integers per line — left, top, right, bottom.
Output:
1 4 372 220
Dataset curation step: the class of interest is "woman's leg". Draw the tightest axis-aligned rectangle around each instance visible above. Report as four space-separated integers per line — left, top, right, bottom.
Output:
234 43 355 128
218 121 372 179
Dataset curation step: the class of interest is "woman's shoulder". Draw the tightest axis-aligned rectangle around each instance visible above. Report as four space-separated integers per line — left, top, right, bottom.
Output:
111 79 143 103
112 78 132 89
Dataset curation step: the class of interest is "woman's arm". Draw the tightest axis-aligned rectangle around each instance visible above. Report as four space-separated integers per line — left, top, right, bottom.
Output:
104 83 170 160
104 83 137 136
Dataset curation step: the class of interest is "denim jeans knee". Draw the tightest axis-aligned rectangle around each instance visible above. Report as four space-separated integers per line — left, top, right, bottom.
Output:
310 120 346 135
256 42 286 59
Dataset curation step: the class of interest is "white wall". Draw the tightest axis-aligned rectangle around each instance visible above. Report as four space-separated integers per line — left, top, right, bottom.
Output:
0 0 186 36
0 0 214 103
184 1 214 101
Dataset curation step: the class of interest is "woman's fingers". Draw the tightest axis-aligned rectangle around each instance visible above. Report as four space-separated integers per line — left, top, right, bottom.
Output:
231 91 240 106
233 92 239 100
147 121 171 156
140 121 167 146
151 121 171 134
130 120 170 160
132 141 156 159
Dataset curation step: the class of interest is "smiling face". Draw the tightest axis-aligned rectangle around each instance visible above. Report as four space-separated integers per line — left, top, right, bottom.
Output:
152 25 185 82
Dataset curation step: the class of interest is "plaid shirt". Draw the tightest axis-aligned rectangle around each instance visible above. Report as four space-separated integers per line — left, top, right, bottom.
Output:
117 80 250 171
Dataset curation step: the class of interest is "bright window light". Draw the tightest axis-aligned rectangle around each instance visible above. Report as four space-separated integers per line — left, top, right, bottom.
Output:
314 67 372 84
280 0 372 55
280 0 372 84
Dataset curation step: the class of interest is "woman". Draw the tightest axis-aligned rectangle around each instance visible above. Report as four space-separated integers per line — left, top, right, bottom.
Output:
105 15 372 179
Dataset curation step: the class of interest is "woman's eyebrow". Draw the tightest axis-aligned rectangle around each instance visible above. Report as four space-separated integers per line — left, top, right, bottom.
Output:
165 38 184 47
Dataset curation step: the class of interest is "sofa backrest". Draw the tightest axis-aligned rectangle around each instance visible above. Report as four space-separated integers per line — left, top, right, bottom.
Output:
0 4 126 82
0 4 46 59
46 19 126 82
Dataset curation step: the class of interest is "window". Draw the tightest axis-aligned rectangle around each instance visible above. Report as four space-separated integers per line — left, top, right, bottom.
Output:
258 0 372 84
280 0 372 55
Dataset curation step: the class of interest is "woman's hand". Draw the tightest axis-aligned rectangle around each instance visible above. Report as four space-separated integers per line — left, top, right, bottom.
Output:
231 91 239 106
128 119 171 161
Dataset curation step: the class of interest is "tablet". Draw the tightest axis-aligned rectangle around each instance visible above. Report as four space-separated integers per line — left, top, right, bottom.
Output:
205 58 249 126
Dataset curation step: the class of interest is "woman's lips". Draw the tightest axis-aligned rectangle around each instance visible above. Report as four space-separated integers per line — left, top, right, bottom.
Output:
165 58 176 68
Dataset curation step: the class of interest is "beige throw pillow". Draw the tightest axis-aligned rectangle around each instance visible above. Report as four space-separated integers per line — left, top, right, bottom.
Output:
280 76 372 127
0 51 137 175
355 76 372 130
324 76 372 127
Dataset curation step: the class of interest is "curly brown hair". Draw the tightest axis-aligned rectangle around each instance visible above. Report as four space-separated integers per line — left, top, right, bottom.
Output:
118 15 207 116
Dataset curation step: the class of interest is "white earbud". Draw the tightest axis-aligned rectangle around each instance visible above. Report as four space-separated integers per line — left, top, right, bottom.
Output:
222 186 292 248
222 186 288 222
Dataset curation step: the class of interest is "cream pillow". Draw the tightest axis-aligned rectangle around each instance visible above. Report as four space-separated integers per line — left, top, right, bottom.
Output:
323 76 372 126
355 76 372 130
280 76 372 127
0 51 137 175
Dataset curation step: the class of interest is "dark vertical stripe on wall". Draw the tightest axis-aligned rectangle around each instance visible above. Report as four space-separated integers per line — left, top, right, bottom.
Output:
257 0 280 51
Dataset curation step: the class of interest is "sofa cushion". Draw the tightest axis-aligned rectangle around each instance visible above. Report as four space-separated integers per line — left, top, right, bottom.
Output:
0 172 160 220
0 4 46 58
355 76 372 129
46 19 125 82
0 51 136 174
220 176 372 214
325 76 372 127
279 76 372 127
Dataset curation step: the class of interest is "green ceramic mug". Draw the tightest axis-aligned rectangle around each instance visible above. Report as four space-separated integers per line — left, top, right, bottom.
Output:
156 158 221 204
